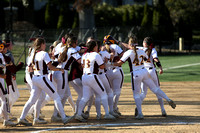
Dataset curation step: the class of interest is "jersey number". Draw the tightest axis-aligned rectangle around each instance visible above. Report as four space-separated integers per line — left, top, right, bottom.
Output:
33 61 40 71
133 55 144 66
83 59 90 68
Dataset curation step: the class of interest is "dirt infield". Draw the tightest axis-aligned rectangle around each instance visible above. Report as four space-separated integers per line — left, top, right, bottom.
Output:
0 81 200 133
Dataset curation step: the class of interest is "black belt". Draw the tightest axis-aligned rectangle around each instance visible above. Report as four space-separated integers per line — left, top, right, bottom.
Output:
98 72 103 75
86 73 91 75
112 67 116 70
149 67 153 70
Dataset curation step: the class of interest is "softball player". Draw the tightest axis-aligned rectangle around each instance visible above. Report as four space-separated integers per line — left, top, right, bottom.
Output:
0 41 16 126
75 40 115 122
24 47 46 121
18 37 73 126
55 36 81 114
103 35 124 116
113 36 176 119
139 37 166 116
50 35 77 122
94 41 119 119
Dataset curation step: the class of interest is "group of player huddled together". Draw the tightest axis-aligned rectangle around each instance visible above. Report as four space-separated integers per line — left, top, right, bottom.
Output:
0 33 176 127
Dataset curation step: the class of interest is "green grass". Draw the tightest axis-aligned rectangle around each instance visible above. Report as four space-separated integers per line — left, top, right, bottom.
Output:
122 55 200 82
16 55 200 85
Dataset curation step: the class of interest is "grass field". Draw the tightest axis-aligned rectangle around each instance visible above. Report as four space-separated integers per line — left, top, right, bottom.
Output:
122 55 200 82
15 54 200 85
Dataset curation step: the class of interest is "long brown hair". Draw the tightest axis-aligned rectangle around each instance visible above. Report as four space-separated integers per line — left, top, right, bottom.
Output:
58 36 77 63
144 37 153 58
31 37 45 65
129 36 139 64
86 41 97 52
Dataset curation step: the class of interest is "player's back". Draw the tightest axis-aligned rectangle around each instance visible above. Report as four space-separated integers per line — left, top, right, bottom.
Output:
82 52 103 75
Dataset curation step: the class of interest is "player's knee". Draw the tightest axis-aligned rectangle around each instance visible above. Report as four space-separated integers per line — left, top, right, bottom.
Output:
54 96 61 103
134 93 140 99
81 97 89 103
107 92 113 98
101 94 108 101
95 97 101 102
114 90 121 96
152 87 159 94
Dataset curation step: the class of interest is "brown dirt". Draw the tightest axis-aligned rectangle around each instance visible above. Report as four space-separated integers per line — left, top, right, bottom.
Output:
0 81 200 133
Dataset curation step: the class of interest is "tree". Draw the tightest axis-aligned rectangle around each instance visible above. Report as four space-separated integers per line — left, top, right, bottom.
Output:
141 2 152 28
73 0 101 41
152 0 174 53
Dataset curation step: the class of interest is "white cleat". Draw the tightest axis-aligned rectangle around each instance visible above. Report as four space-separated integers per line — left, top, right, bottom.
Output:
18 118 32 126
33 118 47 125
75 115 87 122
104 114 116 120
168 99 176 109
3 120 17 127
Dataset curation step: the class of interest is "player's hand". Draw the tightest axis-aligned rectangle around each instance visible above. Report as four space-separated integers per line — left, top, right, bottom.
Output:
60 68 64 73
159 69 163 74
12 75 16 80
0 74 6 79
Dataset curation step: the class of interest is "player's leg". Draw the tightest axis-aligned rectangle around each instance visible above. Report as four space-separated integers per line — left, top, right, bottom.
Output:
150 69 166 115
69 78 83 114
132 71 143 119
112 69 124 114
143 70 176 109
61 70 75 113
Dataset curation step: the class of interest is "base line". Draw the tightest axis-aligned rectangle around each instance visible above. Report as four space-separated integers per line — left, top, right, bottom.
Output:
31 121 200 133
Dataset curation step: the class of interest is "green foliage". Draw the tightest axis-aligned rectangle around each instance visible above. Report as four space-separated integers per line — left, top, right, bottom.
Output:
152 1 174 41
141 2 152 28
57 7 65 29
45 2 58 28
94 4 144 27
72 12 79 29
122 9 129 26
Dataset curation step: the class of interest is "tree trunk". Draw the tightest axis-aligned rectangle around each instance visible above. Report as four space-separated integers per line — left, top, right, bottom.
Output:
78 7 95 42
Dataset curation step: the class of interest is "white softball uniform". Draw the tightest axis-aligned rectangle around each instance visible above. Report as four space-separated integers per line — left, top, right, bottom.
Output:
20 51 66 120
0 53 9 121
97 50 114 115
25 48 46 116
139 47 165 112
120 48 170 116
105 44 124 111
77 52 110 116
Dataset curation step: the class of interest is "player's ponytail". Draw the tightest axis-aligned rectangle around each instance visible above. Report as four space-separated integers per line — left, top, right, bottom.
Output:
129 36 139 64
58 36 77 63
31 37 45 65
144 37 153 58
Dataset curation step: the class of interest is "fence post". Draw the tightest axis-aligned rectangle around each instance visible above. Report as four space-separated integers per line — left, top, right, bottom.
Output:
179 37 184 51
